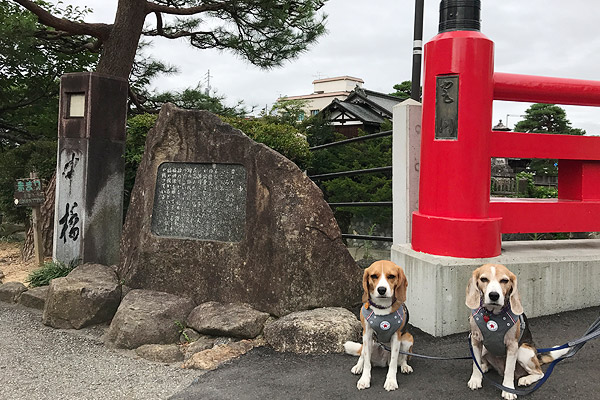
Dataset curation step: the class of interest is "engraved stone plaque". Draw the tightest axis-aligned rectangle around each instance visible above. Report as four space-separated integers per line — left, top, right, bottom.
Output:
435 75 459 140
151 162 246 241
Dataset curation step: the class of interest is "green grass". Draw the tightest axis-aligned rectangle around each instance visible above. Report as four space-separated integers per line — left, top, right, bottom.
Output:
26 259 79 287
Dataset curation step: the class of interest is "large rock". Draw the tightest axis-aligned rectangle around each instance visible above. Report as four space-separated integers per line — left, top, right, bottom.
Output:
264 307 361 354
42 263 121 329
18 286 49 310
118 104 361 316
0 282 27 303
104 289 195 349
186 302 270 339
135 344 184 363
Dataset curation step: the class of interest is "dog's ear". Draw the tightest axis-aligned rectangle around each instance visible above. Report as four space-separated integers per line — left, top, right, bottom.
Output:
508 270 523 315
362 268 370 303
465 269 481 309
395 265 408 304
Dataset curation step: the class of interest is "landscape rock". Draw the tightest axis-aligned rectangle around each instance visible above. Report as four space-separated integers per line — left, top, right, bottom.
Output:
181 340 256 370
0 269 5 282
179 328 201 344
135 344 184 363
104 289 195 349
42 263 121 329
264 307 361 354
18 286 49 310
118 104 362 317
0 282 27 303
182 335 217 360
186 302 270 339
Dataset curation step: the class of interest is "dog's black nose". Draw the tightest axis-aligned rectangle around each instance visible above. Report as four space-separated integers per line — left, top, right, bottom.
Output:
489 291 500 301
377 286 387 295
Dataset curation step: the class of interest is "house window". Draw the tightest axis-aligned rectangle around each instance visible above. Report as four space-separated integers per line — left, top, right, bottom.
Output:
310 109 319 116
297 111 305 122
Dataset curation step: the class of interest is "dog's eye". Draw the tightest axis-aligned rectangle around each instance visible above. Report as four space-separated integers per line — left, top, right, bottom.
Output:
480 277 488 283
387 275 396 280
500 278 509 284
370 274 378 280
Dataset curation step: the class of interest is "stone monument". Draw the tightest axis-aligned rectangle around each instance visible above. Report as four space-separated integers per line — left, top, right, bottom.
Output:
119 104 361 316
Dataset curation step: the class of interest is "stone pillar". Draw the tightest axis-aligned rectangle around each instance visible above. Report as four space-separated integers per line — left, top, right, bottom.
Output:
53 72 128 266
392 99 422 245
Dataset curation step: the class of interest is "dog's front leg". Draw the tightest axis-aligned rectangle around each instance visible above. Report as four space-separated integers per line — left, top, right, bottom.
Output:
501 343 519 400
468 335 484 390
356 327 372 390
383 335 400 391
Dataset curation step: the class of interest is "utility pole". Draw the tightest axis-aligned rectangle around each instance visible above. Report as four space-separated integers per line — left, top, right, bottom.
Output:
411 0 425 101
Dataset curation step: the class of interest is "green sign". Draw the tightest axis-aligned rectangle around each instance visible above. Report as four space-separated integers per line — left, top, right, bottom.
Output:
14 178 45 207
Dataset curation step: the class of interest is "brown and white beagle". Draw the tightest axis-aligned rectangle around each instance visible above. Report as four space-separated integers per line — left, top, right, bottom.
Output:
466 263 568 400
344 260 414 391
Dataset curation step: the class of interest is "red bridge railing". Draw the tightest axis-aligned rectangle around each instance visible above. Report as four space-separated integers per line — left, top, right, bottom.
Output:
411 4 600 258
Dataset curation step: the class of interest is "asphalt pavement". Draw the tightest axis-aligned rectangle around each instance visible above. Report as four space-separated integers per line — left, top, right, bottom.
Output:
171 306 600 400
1 301 598 400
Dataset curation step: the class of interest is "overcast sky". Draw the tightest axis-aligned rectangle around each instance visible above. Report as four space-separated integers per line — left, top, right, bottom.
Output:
56 1 600 134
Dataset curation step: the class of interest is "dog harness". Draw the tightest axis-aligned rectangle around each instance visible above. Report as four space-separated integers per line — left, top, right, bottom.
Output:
472 305 525 356
362 303 406 344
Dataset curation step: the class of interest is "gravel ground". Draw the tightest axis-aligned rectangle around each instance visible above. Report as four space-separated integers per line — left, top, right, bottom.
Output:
0 302 202 400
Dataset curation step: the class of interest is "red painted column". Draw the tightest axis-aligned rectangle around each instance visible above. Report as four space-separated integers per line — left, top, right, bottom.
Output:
411 28 501 258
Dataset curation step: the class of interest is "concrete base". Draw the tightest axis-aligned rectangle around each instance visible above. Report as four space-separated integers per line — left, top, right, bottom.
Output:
392 239 600 337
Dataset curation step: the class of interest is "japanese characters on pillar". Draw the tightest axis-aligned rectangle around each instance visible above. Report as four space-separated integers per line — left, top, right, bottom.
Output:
54 147 85 262
411 0 502 258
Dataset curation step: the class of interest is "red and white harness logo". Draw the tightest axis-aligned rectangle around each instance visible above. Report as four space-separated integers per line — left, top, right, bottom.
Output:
486 320 498 331
380 321 391 330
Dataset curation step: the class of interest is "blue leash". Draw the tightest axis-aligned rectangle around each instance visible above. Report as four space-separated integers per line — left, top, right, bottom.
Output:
468 314 600 396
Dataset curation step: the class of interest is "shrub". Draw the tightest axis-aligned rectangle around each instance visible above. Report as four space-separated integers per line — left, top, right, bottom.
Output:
26 259 78 287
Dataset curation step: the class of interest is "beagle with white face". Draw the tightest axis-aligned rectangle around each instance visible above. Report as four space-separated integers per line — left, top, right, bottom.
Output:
344 260 414 391
466 264 568 400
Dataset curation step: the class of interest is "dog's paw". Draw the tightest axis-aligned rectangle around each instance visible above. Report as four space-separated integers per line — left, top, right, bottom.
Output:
383 378 398 391
518 374 542 387
502 390 517 400
357 377 371 390
480 362 490 373
400 364 413 374
350 363 363 375
467 376 483 390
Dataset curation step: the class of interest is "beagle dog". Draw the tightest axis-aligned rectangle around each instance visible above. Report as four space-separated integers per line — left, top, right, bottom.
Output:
466 263 568 400
344 260 414 391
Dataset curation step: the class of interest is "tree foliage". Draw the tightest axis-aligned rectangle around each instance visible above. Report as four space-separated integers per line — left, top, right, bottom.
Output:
305 117 392 236
13 0 329 79
0 1 98 146
389 80 413 100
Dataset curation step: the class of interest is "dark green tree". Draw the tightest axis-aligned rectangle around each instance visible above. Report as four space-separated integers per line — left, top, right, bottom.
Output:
514 103 585 176
0 1 98 146
13 0 329 80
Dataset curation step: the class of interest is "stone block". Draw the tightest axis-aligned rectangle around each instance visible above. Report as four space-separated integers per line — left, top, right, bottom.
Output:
186 302 270 339
18 286 49 310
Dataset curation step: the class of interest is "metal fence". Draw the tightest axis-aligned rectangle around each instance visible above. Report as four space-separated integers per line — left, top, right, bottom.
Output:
308 130 393 242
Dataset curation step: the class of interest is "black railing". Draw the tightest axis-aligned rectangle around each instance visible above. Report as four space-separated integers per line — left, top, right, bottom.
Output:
308 130 393 242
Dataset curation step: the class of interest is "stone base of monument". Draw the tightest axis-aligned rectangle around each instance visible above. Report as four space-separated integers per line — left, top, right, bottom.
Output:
392 239 600 337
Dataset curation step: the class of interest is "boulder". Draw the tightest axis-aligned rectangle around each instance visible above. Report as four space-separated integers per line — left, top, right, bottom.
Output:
0 282 27 303
118 104 362 317
135 344 184 363
18 286 49 310
264 307 361 354
182 335 217 360
179 327 202 344
104 289 195 349
181 340 256 370
42 263 121 329
186 302 270 339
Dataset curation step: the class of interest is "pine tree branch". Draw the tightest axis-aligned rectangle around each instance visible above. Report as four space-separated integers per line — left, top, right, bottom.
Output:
12 0 112 40
146 2 227 16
